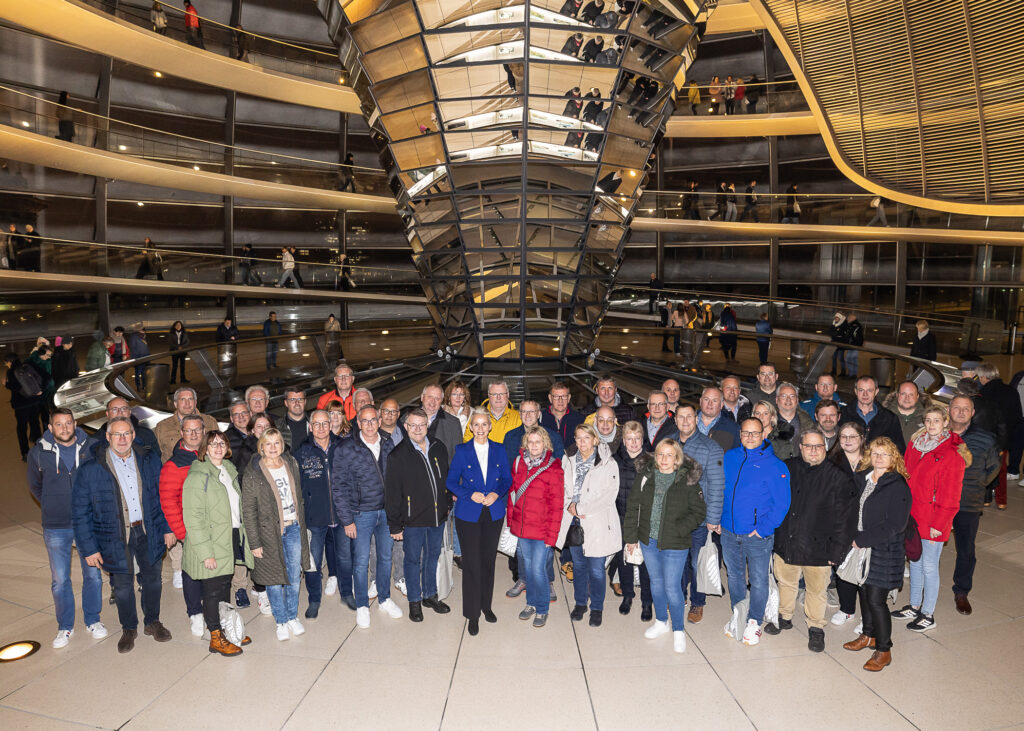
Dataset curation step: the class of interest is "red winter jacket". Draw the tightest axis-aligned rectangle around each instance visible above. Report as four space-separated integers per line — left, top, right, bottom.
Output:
158 441 199 540
905 432 970 541
506 450 564 546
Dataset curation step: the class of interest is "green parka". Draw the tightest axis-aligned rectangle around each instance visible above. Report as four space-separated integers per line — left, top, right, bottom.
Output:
623 456 706 550
181 458 253 580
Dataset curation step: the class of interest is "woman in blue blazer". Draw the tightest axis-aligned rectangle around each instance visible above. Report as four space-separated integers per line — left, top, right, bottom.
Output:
446 408 513 635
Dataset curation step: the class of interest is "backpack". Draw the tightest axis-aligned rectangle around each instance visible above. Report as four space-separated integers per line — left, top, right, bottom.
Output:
13 363 42 397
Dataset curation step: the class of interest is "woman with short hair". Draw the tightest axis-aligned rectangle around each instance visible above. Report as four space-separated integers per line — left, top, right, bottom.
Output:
326 401 351 437
182 431 253 656
624 438 706 653
612 421 653 617
829 420 867 627
241 428 310 641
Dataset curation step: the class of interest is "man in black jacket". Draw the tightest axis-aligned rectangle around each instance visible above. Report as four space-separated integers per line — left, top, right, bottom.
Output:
421 384 462 462
384 408 451 622
769 427 857 652
948 396 1001 616
909 320 937 361
844 313 865 378
5 352 44 460
977 363 1022 509
839 376 906 452
225 401 250 469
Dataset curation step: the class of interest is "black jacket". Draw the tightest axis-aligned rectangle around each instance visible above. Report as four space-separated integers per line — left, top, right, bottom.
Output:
909 331 937 361
168 326 190 351
640 415 679 452
979 378 1023 449
613 442 651 517
957 425 1001 512
845 319 864 347
225 425 248 469
775 458 858 566
384 438 450 533
970 393 1006 450
839 401 906 453
51 348 79 389
854 469 911 590
215 323 239 342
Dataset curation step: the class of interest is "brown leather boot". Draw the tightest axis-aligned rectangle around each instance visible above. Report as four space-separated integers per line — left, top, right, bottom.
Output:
208 629 242 657
863 650 891 671
843 634 876 651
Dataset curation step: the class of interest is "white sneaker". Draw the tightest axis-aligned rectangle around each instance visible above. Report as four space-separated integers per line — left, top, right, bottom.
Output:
1008 473 1020 481
396 578 407 597
52 629 73 649
368 581 378 599
1018 476 1024 487
256 591 272 615
854 621 863 634
172 571 183 589
276 623 289 641
742 619 762 646
324 576 338 596
644 620 670 639
287 619 305 636
189 614 204 637
378 598 403 619
831 611 854 626
673 630 686 653
356 606 371 629
86 622 108 640
904 566 910 578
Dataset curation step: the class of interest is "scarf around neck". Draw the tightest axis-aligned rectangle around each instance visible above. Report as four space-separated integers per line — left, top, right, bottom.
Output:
913 430 949 455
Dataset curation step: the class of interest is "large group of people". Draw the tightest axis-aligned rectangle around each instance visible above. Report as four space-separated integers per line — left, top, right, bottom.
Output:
13 344 1019 671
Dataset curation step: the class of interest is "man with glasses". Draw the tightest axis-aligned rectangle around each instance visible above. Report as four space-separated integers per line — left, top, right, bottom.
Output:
592 405 622 454
463 379 521 443
776 383 814 442
765 428 857 652
225 401 250 468
748 362 780 406
296 410 355 616
154 387 218 461
378 397 407 595
245 385 271 421
639 390 678 451
721 418 791 646
278 388 309 450
332 405 402 628
94 396 158 452
540 381 584 451
384 408 452 622
73 416 174 654
839 376 906 452
316 363 357 419
158 415 206 625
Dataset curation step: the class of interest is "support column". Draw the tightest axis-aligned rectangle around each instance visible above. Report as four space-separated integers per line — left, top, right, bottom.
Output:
337 113 349 328
655 141 664 282
971 244 992 318
894 239 907 338
94 57 113 333
224 88 237 320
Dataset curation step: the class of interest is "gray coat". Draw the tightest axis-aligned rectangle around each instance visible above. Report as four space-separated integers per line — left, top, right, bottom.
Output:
241 454 310 586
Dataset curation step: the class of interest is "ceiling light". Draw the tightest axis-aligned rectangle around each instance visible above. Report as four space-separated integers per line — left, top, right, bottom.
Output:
339 75 346 84
118 145 127 151
381 330 389 335
137 201 144 207
628 170 637 177
21 121 30 127
193 165 200 171
0 641 40 662
154 71 163 78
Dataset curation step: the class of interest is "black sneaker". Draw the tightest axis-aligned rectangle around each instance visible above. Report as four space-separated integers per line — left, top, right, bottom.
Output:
589 610 603 627
304 601 320 620
891 604 919 621
778 617 793 630
235 589 250 608
763 622 781 635
640 603 653 622
808 627 825 652
907 613 936 632
570 605 587 621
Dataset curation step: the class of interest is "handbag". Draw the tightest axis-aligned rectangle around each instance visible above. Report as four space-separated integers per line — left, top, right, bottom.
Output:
498 455 555 557
436 515 455 599
623 542 644 565
764 558 780 625
904 515 922 562
695 539 723 595
837 546 872 586
218 601 245 646
566 518 585 547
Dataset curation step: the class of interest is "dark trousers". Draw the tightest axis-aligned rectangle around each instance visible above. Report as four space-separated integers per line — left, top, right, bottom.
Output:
757 340 770 364
455 508 501 620
170 353 187 382
858 583 893 652
1010 422 1024 475
832 348 846 375
738 203 759 222
834 571 859 614
200 574 232 631
15 404 42 456
110 525 163 630
952 510 981 596
182 570 203 617
306 524 353 602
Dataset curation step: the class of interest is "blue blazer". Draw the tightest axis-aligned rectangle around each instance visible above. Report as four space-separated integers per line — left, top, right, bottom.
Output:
446 439 513 522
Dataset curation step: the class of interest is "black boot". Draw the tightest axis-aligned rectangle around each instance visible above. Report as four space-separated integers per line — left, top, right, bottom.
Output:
422 595 451 614
641 603 653 622
619 597 632 615
409 601 423 622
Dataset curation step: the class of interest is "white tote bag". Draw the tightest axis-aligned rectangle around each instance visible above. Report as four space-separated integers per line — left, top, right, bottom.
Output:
764 559 780 626
837 546 872 586
695 539 723 596
218 601 245 646
436 516 455 600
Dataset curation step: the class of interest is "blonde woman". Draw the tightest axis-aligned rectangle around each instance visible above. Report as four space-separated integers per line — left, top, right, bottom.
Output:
752 400 796 460
443 380 472 433
241 429 309 642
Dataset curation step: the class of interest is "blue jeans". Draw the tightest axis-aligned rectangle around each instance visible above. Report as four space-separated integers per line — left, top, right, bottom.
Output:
640 538 689 630
305 525 353 603
403 526 444 602
352 510 393 607
844 349 859 377
278 270 299 288
681 524 708 608
265 341 278 369
720 529 774 623
519 539 553 612
266 523 302 623
43 528 102 631
569 545 608 611
909 538 944 615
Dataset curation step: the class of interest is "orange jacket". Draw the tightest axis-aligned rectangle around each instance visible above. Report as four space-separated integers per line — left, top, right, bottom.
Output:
316 388 356 420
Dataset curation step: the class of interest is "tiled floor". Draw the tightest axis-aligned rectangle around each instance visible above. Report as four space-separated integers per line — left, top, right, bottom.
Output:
3 404 1024 730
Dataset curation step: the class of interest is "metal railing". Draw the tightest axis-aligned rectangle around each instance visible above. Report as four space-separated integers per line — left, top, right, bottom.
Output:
675 78 809 115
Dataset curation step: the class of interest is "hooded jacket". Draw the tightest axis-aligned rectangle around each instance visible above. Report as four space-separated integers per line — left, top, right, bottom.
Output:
181 458 254 580
384 437 451 533
775 457 858 566
721 441 791 536
623 456 706 550
28 427 94 529
905 431 970 541
158 440 199 540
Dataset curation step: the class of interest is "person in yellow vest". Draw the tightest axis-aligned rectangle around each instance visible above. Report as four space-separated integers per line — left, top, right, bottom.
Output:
463 379 522 443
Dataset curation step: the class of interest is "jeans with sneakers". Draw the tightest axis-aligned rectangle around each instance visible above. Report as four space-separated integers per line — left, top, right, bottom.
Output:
402 525 444 602
306 525 353 603
519 538 552 612
266 523 302 624
569 545 608 611
640 538 689 630
720 529 774 623
909 538 943 616
44 528 103 631
352 509 393 607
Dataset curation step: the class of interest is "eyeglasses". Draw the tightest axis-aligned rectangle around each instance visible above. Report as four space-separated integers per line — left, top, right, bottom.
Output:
110 432 133 439
311 421 330 428
380 409 400 416
520 410 538 417
358 417 380 424
183 428 204 435
108 406 131 414
208 441 227 449
740 431 763 437
248 397 267 404
596 417 615 424
801 443 826 451
407 422 427 430
285 397 306 404
336 374 354 380
550 394 569 400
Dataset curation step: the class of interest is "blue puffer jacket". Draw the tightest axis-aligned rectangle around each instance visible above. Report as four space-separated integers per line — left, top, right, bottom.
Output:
680 431 726 525
294 433 341 527
27 428 94 529
331 430 394 527
72 444 170 574
721 441 791 536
